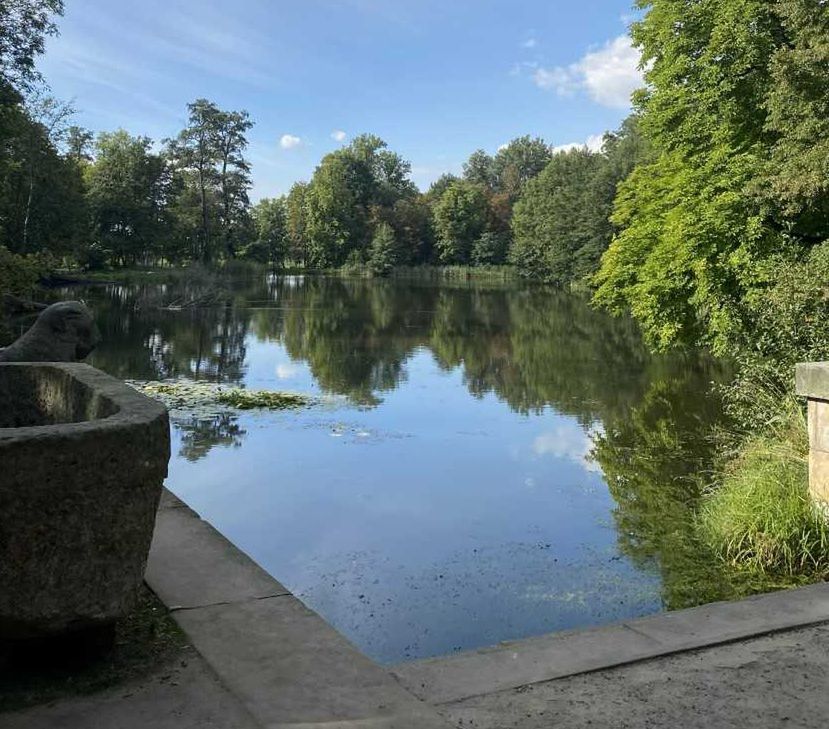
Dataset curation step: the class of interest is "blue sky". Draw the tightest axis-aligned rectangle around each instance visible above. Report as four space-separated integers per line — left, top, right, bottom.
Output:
39 0 642 200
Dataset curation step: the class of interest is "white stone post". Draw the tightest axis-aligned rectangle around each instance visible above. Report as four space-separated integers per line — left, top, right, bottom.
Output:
796 362 829 506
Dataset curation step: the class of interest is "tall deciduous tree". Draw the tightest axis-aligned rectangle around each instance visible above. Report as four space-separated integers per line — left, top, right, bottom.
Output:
166 99 252 263
511 149 605 284
0 0 63 90
167 100 220 262
65 125 94 162
594 0 789 352
246 196 288 268
491 136 551 199
511 117 647 284
285 181 309 266
463 150 495 189
85 130 173 266
304 134 417 268
433 181 488 264
214 108 253 259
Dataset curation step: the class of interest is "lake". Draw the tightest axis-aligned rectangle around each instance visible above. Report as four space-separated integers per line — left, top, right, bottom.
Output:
64 273 733 664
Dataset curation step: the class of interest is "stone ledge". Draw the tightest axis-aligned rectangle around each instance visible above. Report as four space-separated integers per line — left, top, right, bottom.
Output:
146 489 452 728
392 582 829 705
796 362 829 401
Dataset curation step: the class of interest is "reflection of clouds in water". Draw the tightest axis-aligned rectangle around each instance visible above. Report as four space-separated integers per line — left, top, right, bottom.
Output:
533 422 604 473
276 362 300 379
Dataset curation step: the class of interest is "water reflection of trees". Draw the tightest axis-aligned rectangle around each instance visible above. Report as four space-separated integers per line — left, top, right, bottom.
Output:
84 283 252 383
78 275 740 602
177 413 246 462
591 368 745 609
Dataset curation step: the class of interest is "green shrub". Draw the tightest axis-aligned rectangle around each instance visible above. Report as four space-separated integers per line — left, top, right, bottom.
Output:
239 239 271 264
699 397 829 578
0 246 53 295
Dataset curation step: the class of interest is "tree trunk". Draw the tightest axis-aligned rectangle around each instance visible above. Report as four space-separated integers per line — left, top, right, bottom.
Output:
22 161 35 252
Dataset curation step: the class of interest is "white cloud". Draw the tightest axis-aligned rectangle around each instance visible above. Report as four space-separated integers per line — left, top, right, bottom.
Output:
497 143 509 152
533 35 643 109
280 134 302 150
552 133 606 155
522 38 538 49
533 66 576 95
331 130 347 142
551 142 583 154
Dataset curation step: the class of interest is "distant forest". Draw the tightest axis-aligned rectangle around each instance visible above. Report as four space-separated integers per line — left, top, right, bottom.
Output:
3 0 829 368
0 3 646 282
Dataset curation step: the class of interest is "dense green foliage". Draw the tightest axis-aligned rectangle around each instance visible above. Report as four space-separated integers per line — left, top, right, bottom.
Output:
586 0 829 579
368 222 399 276
594 0 829 355
0 244 50 294
0 0 63 90
433 180 489 264
243 197 288 267
510 118 647 284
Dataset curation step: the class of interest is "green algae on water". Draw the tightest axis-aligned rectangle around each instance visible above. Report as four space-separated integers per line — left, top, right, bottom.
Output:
127 380 311 415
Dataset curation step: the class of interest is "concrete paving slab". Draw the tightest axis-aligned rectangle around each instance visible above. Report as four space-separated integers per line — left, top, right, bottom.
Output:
145 500 290 610
158 489 187 510
2 647 261 729
394 582 829 705
624 581 829 650
440 622 829 729
174 595 450 728
393 621 662 705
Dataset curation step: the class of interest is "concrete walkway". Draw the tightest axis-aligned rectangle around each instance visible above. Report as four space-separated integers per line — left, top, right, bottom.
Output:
436 622 829 728
5 490 829 728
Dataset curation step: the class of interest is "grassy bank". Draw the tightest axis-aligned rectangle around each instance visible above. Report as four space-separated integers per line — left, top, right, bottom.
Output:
390 264 517 282
53 262 521 286
699 391 829 581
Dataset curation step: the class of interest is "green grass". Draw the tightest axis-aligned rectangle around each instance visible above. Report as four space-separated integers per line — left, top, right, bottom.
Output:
391 264 517 282
698 396 829 578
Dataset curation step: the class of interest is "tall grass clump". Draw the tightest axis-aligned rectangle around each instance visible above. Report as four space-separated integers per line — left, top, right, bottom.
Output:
699 391 829 579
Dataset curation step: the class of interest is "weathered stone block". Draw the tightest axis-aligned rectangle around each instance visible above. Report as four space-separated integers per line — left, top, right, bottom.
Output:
809 448 829 505
0 363 170 639
808 399 829 454
796 362 829 401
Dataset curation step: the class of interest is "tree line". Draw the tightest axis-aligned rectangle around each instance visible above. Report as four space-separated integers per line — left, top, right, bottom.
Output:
0 1 652 282
6 0 828 378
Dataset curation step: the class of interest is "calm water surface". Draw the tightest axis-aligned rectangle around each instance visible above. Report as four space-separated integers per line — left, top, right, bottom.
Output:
70 275 731 664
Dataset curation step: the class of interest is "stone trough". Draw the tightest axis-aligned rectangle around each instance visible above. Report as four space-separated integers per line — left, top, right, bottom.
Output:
0 363 169 641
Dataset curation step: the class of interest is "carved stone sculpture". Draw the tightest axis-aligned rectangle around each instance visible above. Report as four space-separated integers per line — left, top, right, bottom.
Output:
0 301 100 363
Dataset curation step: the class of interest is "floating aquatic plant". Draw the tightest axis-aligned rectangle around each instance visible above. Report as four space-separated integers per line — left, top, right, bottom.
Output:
127 379 311 415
